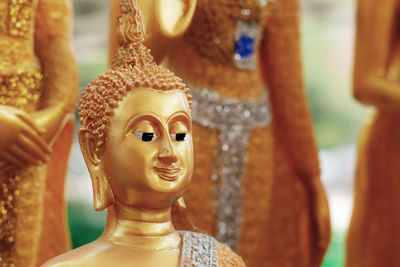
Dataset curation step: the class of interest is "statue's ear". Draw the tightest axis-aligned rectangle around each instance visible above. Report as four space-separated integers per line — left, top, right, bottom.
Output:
78 128 115 211
78 128 100 168
155 0 197 37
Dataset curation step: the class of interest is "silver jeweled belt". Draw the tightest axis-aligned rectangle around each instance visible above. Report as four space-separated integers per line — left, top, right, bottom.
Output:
191 87 272 251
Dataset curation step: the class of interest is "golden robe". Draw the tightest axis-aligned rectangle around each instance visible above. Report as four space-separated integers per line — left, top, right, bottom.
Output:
0 0 77 266
109 0 330 266
166 1 328 266
346 0 400 265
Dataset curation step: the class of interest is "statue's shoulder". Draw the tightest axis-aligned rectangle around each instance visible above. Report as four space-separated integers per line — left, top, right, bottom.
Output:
41 241 107 267
178 231 246 267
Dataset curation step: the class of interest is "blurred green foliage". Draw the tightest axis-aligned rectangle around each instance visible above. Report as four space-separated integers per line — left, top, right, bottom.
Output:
68 201 105 248
322 231 346 267
79 58 107 89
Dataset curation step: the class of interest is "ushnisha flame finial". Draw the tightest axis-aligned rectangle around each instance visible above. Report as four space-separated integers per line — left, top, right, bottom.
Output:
112 0 152 69
117 0 145 46
79 0 191 155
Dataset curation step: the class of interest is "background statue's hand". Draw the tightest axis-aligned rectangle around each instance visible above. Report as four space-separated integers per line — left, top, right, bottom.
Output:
31 105 70 146
109 0 197 64
310 177 331 266
0 105 51 168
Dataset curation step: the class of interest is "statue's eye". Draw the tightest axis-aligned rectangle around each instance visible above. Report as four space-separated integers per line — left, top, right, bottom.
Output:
135 131 157 142
171 133 186 142
169 121 188 142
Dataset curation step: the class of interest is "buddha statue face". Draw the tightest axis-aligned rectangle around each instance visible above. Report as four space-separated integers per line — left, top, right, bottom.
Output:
79 87 193 211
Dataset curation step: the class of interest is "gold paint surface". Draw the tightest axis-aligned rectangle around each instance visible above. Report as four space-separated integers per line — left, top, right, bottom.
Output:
102 89 193 209
173 122 219 235
0 0 37 73
0 174 20 266
0 70 43 109
8 0 35 38
0 0 77 265
45 87 244 266
347 112 400 267
158 0 185 34
346 0 400 266
45 2 244 265
108 0 331 266
0 2 40 264
183 0 266 65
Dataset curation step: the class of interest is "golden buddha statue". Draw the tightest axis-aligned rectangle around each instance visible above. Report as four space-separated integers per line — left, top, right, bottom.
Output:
0 0 78 266
109 0 331 266
43 1 245 266
346 0 400 266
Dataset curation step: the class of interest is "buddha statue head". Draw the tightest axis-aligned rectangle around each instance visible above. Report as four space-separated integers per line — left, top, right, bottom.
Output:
78 0 193 212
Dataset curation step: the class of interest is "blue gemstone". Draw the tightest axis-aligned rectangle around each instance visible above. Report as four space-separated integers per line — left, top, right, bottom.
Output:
235 35 254 59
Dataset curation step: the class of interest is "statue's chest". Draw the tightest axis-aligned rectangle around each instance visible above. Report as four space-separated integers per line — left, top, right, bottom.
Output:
89 248 181 267
0 0 37 38
184 0 270 70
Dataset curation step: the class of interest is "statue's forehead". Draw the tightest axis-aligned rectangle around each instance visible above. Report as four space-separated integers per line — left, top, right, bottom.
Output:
111 88 190 123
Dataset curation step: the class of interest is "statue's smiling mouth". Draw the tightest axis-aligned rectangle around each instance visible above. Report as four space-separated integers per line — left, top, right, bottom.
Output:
154 166 182 181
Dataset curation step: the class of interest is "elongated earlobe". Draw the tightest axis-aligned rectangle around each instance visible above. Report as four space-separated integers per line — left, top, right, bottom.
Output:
92 175 115 211
173 196 187 211
78 129 115 211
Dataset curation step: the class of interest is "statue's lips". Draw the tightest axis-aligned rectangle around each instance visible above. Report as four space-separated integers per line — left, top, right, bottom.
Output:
153 166 181 181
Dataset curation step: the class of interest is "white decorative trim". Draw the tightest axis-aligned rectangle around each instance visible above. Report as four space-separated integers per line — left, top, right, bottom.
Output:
191 87 271 250
179 231 218 267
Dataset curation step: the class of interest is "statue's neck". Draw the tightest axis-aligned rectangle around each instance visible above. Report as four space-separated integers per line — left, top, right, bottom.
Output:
102 204 181 250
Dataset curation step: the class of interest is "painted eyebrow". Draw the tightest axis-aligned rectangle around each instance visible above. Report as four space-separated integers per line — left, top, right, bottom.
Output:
124 112 162 133
124 111 191 133
167 112 191 129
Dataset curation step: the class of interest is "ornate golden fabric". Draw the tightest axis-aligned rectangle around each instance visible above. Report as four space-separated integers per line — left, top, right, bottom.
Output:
3 0 35 38
217 242 247 266
0 173 20 266
178 231 246 267
0 0 76 265
184 0 267 64
168 0 326 266
0 70 43 108
0 5 42 264
347 112 400 267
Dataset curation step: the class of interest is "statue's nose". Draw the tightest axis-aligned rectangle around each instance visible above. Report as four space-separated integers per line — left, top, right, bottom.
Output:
157 135 178 164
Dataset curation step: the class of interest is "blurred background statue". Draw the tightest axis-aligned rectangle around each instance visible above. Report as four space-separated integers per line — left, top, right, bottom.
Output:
44 0 245 265
0 0 78 266
346 0 400 266
109 0 331 266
